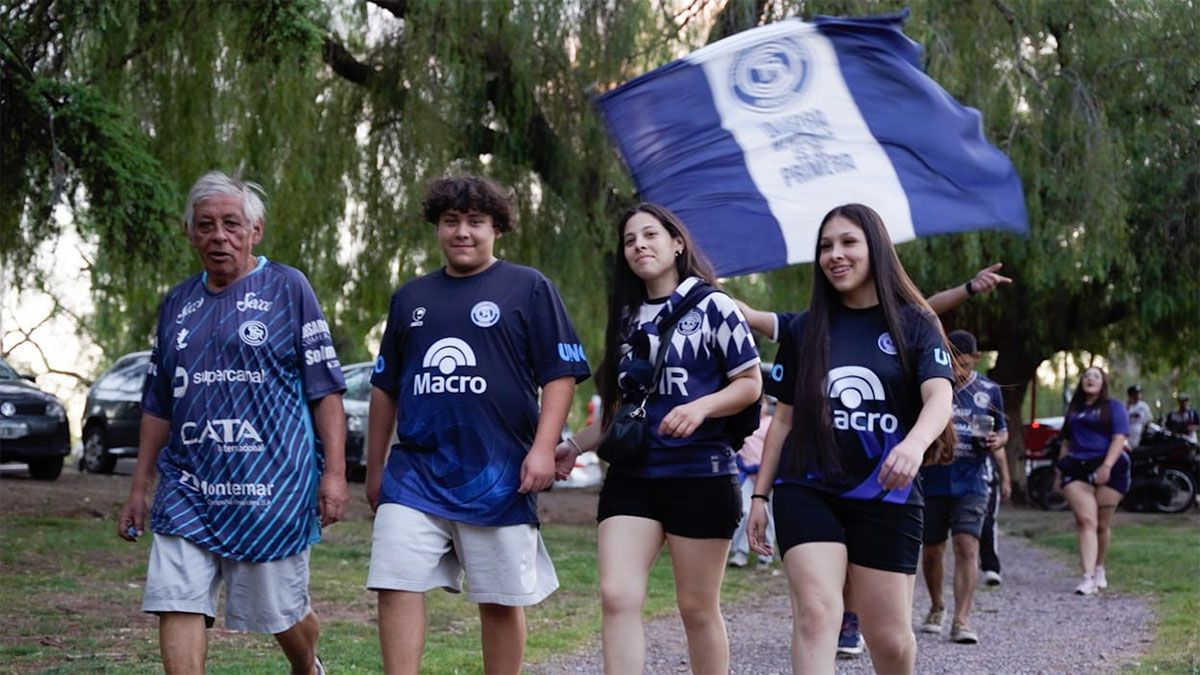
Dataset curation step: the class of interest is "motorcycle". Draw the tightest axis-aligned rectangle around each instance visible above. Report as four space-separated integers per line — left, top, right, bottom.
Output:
1123 424 1200 513
1027 423 1199 513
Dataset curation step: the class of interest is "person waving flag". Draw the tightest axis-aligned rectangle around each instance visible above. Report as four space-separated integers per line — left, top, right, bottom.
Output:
597 9 1028 277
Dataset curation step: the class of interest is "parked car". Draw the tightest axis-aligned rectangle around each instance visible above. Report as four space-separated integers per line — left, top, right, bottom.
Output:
80 351 152 474
341 361 371 482
0 357 70 480
82 352 369 478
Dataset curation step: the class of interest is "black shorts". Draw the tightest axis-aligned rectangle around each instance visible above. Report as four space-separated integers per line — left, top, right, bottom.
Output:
772 483 923 574
1058 452 1132 494
597 474 741 539
923 492 989 544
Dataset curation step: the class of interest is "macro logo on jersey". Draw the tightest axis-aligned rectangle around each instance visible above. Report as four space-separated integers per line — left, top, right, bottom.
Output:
877 332 898 355
414 337 487 395
179 470 275 507
175 298 203 324
236 292 272 312
181 418 266 453
471 301 501 328
827 366 899 433
239 320 268 347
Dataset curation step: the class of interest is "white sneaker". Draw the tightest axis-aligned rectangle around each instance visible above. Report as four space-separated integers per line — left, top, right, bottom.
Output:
728 551 748 568
983 570 1002 586
1095 566 1108 589
1075 575 1098 596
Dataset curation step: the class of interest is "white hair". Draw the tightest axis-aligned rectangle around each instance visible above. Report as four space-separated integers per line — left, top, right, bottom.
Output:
182 171 266 231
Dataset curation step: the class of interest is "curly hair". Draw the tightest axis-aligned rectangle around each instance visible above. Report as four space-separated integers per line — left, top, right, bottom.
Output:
421 174 517 233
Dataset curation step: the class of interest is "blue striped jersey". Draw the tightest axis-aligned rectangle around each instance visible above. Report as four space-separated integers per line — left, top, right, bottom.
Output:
921 372 1007 497
142 257 345 562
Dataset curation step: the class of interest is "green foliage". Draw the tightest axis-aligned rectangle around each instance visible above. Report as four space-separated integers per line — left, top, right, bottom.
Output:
2 0 1195 391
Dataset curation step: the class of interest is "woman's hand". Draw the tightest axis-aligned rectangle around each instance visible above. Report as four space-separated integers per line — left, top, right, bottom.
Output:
878 438 925 490
747 499 774 557
659 400 709 438
554 440 579 481
1094 463 1112 486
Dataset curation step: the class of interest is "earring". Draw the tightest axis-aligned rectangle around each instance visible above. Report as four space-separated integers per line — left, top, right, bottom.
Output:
675 250 682 257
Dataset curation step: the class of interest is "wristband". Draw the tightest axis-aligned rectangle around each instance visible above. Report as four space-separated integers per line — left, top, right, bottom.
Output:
751 493 770 502
565 436 583 454
964 280 977 296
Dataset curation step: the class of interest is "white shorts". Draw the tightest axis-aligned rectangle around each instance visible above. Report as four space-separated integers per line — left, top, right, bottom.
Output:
141 534 310 634
367 503 559 606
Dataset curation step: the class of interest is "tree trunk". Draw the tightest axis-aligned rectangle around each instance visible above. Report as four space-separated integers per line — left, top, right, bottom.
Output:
988 346 1048 503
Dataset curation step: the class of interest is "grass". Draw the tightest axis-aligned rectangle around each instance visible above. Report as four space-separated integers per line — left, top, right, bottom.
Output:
1001 506 1200 673
0 515 779 673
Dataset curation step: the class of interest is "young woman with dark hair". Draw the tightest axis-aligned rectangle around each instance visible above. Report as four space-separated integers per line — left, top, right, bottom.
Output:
1054 366 1130 596
745 203 956 674
557 203 762 674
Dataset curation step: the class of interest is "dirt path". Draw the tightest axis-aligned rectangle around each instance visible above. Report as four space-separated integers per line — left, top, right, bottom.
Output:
535 527 1154 674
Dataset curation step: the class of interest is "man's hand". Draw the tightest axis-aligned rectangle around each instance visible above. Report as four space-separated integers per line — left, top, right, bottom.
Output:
318 473 349 527
985 431 1004 451
519 446 556 494
117 492 149 541
554 440 579 481
1000 478 1012 501
969 263 1013 296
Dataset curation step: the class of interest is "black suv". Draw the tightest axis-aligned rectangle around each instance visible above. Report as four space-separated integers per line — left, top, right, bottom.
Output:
80 351 151 473
0 357 70 480
81 352 370 477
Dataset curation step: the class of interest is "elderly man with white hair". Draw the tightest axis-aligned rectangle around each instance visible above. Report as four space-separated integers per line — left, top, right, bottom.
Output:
118 170 348 674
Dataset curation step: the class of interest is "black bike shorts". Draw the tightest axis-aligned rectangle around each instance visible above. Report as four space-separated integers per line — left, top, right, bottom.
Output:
597 474 741 539
1058 452 1131 494
772 482 923 574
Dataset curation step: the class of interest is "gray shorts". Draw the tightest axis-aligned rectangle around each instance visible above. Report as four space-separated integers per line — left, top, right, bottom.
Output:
141 534 311 634
923 492 990 544
367 503 559 606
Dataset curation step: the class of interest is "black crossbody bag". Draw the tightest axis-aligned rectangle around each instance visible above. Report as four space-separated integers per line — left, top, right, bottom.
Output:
597 283 762 466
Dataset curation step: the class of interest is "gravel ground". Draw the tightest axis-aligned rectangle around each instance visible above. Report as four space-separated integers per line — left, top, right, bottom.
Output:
534 528 1153 674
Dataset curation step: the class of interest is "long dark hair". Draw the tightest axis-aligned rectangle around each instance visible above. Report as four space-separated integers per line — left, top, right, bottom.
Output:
1067 367 1113 428
595 203 719 430
788 204 960 477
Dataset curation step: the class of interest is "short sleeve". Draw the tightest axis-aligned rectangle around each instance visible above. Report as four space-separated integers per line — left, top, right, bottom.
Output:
140 300 173 419
1110 400 1130 437
370 290 408 397
773 312 801 345
292 273 345 401
906 310 954 384
528 275 591 385
704 292 760 378
989 382 1007 431
765 328 798 405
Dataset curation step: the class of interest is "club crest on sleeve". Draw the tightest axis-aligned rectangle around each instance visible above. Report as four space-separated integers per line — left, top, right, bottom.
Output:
677 309 703 336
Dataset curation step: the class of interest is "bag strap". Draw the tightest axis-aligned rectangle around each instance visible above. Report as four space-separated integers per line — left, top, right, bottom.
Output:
637 282 717 408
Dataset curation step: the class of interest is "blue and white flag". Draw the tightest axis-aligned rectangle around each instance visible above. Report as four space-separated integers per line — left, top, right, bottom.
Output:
597 10 1028 277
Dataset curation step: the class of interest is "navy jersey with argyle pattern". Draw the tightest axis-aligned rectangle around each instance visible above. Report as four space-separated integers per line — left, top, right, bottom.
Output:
766 304 953 506
142 258 345 562
371 261 590 527
612 277 761 479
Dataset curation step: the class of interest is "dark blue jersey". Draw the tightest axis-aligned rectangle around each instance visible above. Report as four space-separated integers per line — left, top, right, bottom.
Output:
610 277 761 479
142 258 345 562
1063 398 1129 460
371 261 590 526
765 303 953 506
921 373 1007 497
